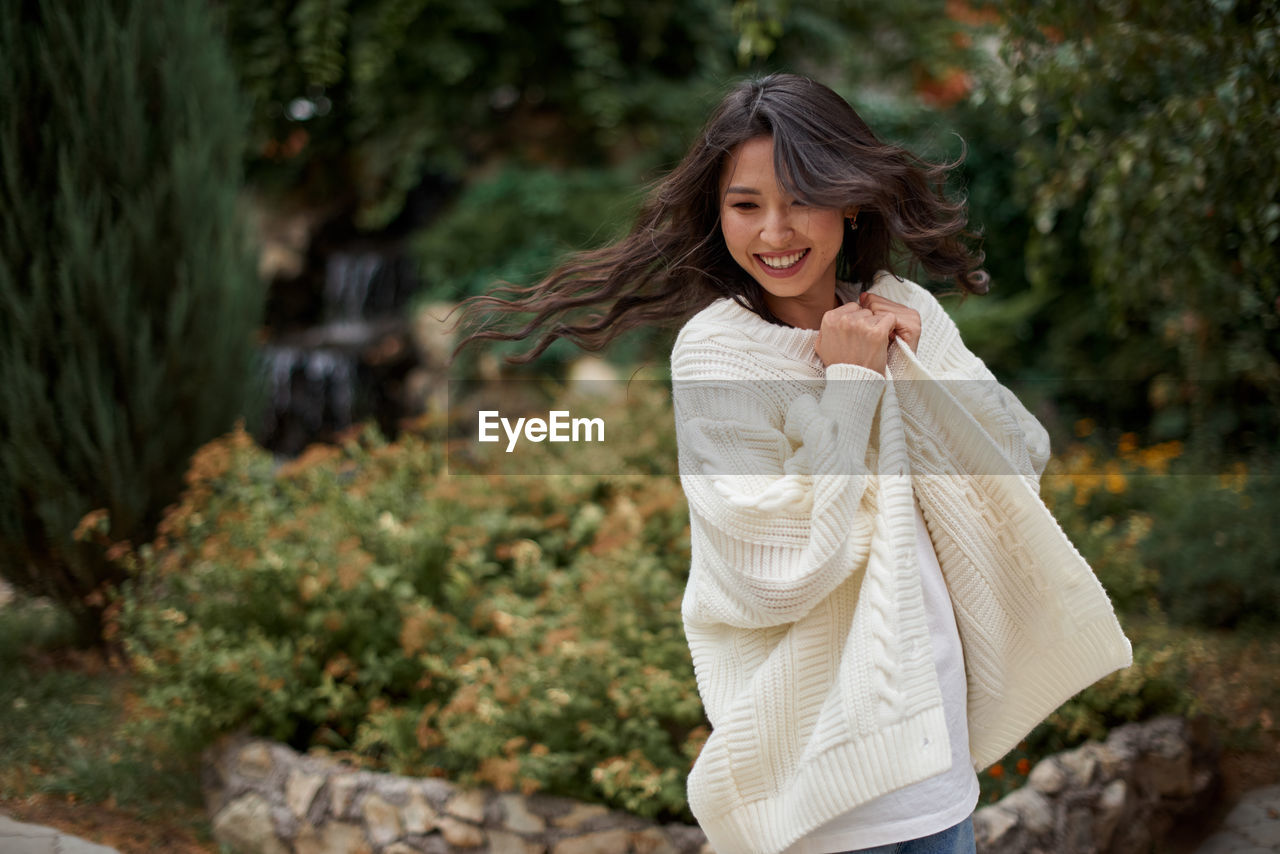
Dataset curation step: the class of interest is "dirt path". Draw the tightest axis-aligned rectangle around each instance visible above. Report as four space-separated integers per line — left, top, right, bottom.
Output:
0 795 217 854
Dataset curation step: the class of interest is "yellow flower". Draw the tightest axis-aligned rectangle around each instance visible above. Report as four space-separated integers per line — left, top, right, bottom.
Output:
1104 461 1127 494
1118 432 1139 455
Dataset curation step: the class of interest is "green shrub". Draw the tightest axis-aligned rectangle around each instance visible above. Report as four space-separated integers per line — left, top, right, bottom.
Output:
0 0 266 645
1137 470 1280 629
1043 431 1280 629
115 383 703 818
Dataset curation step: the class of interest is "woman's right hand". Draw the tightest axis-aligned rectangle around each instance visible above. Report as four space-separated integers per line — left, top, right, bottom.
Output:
815 301 896 373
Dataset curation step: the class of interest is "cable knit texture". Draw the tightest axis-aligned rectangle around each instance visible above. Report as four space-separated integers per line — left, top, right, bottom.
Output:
671 271 1132 854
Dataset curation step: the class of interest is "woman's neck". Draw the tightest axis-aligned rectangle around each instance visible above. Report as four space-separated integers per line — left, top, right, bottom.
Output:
766 286 843 331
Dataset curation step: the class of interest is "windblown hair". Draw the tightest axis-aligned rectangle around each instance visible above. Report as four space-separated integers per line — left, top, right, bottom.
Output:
449 72 988 365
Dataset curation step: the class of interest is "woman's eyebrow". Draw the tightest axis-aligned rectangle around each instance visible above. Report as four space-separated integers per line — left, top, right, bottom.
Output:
724 186 761 195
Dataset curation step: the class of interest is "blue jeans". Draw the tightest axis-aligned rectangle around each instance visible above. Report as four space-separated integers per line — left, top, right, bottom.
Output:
838 815 976 854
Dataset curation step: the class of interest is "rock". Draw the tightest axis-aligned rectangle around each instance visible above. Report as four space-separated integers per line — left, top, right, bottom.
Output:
1144 728 1194 797
446 789 488 823
1100 777 1128 812
439 816 487 848
237 743 276 781
384 845 421 854
270 802 297 841
409 303 457 368
293 821 372 854
1060 807 1094 852
552 829 632 854
489 829 548 854
501 794 547 834
1110 716 1196 799
212 793 288 854
1094 778 1128 849
1057 745 1100 787
420 778 456 806
973 805 1018 846
328 773 360 817
1001 787 1054 836
287 768 326 818
403 789 439 835
372 775 420 803
362 792 403 847
1028 757 1066 795
631 827 679 854
663 823 710 854
552 803 609 830
1093 743 1126 782
415 836 455 854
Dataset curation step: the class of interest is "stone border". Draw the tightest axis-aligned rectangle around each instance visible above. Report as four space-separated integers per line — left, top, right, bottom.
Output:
973 715 1218 853
204 716 1216 854
202 734 709 854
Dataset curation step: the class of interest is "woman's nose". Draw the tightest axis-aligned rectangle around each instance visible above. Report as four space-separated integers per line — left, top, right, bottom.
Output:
760 207 794 244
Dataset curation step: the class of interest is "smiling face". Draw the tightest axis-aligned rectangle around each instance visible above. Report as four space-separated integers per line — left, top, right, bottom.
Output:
719 135 851 326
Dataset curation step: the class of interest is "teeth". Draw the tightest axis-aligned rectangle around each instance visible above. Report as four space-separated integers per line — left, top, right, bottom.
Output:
760 250 806 269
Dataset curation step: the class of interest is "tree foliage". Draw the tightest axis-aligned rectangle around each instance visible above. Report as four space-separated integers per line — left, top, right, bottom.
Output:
216 0 737 230
733 0 990 94
975 0 1280 460
216 0 984 231
0 0 266 643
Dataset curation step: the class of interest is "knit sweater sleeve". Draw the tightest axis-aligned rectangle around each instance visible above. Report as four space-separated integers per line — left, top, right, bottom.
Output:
890 278 1052 489
672 330 887 628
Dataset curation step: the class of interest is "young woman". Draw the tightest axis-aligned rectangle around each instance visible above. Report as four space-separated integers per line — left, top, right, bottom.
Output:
451 73 1131 854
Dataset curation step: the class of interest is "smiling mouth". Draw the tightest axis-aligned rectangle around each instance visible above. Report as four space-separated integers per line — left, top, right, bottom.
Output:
757 249 809 270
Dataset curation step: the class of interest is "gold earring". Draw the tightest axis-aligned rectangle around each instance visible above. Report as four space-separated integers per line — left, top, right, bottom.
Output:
847 216 858 231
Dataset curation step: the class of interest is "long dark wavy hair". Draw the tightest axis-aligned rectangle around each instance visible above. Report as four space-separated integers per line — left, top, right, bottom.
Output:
449 72 988 365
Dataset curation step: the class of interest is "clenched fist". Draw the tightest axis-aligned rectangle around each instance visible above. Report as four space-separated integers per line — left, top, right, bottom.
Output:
858 291 921 355
815 292 921 374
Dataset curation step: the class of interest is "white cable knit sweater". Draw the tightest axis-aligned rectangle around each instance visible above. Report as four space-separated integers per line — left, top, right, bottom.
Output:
671 271 1132 854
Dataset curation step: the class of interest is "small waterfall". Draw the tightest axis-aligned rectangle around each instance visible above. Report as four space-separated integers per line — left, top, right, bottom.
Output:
260 346 355 436
259 247 422 457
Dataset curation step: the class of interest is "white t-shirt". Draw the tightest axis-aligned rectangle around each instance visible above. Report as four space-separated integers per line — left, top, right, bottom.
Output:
783 488 980 854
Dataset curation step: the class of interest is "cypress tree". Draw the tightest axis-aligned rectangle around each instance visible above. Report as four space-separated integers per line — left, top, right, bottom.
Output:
0 0 266 644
